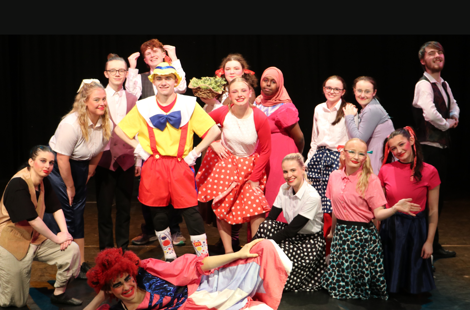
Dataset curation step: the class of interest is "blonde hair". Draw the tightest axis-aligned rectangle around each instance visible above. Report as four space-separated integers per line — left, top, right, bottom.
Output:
338 138 373 197
282 153 312 185
64 81 111 142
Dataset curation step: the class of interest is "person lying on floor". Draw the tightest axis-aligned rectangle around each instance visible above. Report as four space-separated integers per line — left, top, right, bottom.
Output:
84 239 292 310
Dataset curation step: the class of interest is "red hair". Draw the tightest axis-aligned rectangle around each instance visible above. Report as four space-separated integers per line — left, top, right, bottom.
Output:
86 248 141 300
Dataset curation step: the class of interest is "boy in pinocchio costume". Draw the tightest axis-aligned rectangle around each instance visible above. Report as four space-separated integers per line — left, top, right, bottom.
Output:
115 62 221 261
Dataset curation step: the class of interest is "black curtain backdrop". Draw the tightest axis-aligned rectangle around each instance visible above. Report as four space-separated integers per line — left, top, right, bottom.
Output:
1 35 468 195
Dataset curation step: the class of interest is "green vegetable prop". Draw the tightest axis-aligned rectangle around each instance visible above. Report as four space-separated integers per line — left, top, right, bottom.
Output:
188 76 227 99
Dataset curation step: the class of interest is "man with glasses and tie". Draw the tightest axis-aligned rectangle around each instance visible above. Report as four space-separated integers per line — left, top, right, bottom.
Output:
115 63 221 261
412 41 460 261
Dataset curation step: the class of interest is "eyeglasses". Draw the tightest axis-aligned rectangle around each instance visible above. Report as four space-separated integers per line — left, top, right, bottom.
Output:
344 149 367 158
106 69 127 75
324 86 343 93
355 89 373 95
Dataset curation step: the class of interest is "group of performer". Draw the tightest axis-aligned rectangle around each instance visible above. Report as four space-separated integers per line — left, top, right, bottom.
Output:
0 39 460 309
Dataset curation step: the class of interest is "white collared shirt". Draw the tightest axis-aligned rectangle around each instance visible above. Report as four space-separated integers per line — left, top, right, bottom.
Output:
306 99 352 163
124 59 187 99
49 112 112 161
412 72 460 148
273 180 323 234
106 85 127 126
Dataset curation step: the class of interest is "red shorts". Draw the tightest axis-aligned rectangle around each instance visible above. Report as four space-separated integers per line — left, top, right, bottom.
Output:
139 156 197 209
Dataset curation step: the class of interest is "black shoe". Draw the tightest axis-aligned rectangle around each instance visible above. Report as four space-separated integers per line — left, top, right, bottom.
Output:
77 262 91 280
434 248 456 259
208 239 225 255
232 239 241 252
51 293 83 306
208 238 241 254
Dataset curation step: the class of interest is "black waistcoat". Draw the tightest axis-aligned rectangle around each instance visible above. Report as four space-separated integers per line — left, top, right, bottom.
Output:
412 75 451 147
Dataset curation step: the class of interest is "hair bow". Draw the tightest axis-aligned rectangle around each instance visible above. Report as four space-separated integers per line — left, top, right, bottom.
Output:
243 69 255 75
77 79 101 93
215 68 224 77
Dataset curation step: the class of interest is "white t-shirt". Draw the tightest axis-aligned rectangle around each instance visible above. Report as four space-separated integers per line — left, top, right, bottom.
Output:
221 110 258 157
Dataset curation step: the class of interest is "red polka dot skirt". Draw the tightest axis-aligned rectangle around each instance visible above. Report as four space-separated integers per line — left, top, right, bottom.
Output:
196 147 270 224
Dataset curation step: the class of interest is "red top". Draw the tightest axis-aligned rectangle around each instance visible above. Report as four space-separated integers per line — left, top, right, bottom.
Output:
378 161 440 214
156 96 177 113
209 106 271 182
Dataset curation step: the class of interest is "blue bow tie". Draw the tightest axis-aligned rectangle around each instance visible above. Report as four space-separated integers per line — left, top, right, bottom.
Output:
150 111 182 131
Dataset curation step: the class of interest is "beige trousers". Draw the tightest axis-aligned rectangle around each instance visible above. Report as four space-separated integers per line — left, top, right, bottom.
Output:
0 239 80 307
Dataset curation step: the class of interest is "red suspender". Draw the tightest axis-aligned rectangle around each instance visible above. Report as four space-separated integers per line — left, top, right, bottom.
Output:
146 122 189 161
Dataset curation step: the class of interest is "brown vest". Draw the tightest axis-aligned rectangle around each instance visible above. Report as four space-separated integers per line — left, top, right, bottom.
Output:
98 91 138 171
0 168 47 247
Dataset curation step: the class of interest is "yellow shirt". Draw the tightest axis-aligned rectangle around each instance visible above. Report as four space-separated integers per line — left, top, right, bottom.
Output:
118 99 215 157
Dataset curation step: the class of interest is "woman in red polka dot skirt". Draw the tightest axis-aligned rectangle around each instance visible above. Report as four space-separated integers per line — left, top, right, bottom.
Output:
196 77 272 254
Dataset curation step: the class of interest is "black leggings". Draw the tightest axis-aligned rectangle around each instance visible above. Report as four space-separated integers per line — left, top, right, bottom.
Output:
148 205 205 236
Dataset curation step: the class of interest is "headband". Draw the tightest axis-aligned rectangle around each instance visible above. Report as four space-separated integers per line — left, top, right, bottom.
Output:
77 79 101 93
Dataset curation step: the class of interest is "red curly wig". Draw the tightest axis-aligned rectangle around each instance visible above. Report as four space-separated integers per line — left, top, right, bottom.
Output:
86 248 141 300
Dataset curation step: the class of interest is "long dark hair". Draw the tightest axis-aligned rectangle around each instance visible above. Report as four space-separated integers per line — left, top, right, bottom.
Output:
382 126 424 182
323 75 348 126
17 145 54 171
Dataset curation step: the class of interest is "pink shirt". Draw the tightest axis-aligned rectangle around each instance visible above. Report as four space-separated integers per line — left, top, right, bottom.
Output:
378 161 440 214
326 168 387 223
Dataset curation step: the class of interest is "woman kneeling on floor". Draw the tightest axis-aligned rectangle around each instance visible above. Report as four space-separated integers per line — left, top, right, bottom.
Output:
253 153 326 292
84 239 291 310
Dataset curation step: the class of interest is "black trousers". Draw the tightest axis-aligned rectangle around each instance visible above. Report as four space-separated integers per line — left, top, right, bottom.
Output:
141 204 183 236
421 145 448 251
95 165 135 250
148 205 205 236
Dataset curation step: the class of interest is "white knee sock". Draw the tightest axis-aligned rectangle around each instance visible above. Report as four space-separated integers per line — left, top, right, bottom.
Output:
155 228 177 261
190 233 209 256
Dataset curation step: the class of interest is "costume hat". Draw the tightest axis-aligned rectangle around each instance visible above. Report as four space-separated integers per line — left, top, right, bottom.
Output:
148 62 182 86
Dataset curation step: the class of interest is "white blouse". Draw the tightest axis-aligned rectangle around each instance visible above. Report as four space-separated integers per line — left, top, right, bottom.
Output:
306 99 354 163
274 180 323 234
221 110 258 157
49 112 112 161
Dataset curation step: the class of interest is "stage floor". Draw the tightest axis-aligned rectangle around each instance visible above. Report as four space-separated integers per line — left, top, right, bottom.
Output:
3 178 470 310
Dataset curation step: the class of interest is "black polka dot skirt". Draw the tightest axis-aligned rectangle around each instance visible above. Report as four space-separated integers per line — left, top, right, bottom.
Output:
306 146 340 214
321 220 388 300
254 219 326 292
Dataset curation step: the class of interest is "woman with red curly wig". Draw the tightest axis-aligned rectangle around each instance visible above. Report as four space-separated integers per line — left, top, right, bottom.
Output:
84 239 291 310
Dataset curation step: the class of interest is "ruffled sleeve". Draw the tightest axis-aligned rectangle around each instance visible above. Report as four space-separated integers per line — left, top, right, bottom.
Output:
140 254 212 287
275 103 299 129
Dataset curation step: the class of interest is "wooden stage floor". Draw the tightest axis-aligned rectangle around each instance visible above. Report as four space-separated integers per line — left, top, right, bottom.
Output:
2 178 469 310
